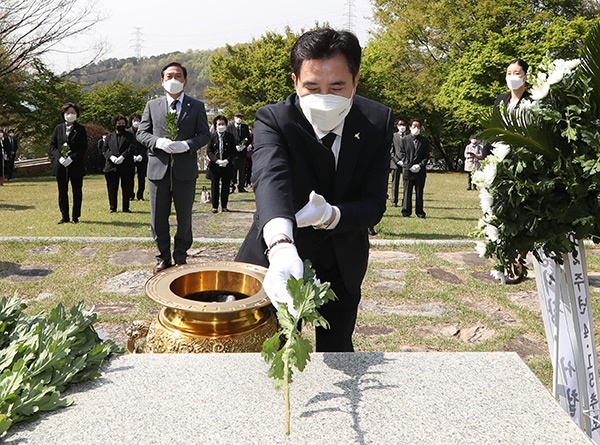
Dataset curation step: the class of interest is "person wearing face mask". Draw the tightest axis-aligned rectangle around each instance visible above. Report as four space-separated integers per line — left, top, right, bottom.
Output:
390 118 408 207
0 129 6 186
103 114 136 213
494 59 532 110
128 113 148 201
136 62 210 274
235 28 394 352
227 112 252 193
464 138 483 190
4 129 17 181
399 119 430 219
207 115 237 213
49 102 88 224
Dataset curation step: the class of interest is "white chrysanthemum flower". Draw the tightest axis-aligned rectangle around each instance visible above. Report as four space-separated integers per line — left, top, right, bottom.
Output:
490 269 506 284
484 223 499 242
472 170 485 188
531 81 550 100
492 143 510 161
479 188 493 214
548 59 566 85
564 58 581 72
482 159 497 186
475 241 487 258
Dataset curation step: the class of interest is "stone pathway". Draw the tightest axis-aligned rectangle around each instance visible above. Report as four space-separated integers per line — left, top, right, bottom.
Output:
6 243 600 362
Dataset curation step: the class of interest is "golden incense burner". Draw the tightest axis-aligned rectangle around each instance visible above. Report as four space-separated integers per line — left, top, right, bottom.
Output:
127 262 277 353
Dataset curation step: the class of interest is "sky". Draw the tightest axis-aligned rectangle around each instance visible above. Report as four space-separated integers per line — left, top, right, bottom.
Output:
43 0 377 74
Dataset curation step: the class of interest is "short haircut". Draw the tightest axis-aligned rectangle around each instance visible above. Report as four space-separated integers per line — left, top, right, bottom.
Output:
290 28 361 80
130 113 142 123
112 113 128 127
213 115 228 126
410 118 422 127
161 62 187 79
507 59 529 73
61 102 80 117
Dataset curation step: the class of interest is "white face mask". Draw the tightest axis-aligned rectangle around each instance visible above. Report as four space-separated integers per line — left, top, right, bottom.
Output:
506 75 525 91
163 78 185 95
64 113 77 123
234 117 242 125
8 132 13 137
398 125 406 133
216 125 227 133
298 92 353 132
132 121 140 129
411 127 420 136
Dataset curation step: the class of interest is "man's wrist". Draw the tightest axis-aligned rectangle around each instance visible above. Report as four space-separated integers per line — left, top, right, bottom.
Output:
264 234 294 256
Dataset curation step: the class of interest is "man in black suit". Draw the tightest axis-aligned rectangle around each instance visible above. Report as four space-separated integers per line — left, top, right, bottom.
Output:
400 119 430 219
236 28 393 352
128 114 148 201
4 129 17 181
137 62 210 273
390 118 407 207
227 112 251 192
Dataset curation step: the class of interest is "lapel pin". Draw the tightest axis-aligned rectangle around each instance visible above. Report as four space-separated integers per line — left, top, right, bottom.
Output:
355 132 360 140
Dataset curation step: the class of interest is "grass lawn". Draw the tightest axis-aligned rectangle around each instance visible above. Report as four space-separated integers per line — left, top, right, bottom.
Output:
2 171 600 389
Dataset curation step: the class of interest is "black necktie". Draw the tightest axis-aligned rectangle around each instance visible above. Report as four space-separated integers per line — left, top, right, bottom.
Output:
321 133 336 150
170 100 178 111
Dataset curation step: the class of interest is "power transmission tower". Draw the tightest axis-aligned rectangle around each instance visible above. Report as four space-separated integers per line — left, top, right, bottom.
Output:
131 27 143 59
343 0 356 33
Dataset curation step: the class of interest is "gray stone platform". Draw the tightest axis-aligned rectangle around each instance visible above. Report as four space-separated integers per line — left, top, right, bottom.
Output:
5 352 593 445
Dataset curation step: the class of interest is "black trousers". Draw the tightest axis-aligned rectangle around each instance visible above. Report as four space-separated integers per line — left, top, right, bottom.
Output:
56 169 83 221
133 160 147 199
232 155 246 190
402 174 426 217
105 170 133 211
210 166 232 209
390 168 401 204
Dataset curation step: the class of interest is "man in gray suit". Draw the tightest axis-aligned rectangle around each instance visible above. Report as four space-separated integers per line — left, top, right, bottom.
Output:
137 62 210 273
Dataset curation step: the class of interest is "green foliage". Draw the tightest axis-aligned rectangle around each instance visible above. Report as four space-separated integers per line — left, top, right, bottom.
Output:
206 29 299 120
0 297 123 435
80 81 151 130
475 25 600 275
364 0 599 169
262 261 336 435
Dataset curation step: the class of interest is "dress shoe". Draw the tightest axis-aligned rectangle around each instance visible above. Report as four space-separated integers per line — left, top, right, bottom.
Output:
72 218 79 224
368 227 378 236
109 209 116 213
392 202 398 207
122 209 132 213
238 188 247 193
57 219 69 224
211 208 218 214
417 214 426 219
222 208 230 212
153 260 172 274
175 259 187 266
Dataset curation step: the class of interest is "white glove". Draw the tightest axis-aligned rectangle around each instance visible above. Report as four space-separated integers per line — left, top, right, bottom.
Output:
59 156 67 166
156 137 173 153
397 160 403 166
410 164 421 173
134 155 143 162
295 191 333 228
63 156 73 167
217 159 229 167
169 141 190 153
115 155 125 165
236 144 244 152
110 155 118 163
263 243 304 317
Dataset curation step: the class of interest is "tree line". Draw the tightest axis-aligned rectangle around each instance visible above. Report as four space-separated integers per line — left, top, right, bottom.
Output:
1 0 598 169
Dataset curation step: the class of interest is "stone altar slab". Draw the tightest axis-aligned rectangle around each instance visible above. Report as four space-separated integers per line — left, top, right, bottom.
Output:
5 352 593 445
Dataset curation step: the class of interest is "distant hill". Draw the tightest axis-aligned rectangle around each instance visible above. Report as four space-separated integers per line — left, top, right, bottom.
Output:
64 49 217 101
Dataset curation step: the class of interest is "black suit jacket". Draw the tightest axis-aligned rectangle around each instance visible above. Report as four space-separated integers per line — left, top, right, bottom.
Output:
226 122 251 157
49 122 88 178
102 131 136 173
400 134 430 180
207 131 237 173
236 93 393 292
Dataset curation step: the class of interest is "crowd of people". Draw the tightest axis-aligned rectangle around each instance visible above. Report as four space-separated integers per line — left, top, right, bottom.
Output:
0 28 533 352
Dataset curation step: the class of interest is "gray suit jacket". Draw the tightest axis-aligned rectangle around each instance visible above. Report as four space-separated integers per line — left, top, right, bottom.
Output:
136 94 210 181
